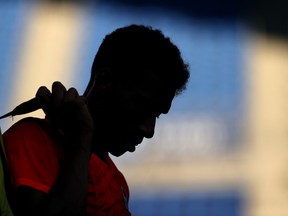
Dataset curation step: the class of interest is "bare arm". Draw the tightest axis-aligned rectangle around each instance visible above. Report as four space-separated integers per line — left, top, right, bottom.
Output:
14 82 94 216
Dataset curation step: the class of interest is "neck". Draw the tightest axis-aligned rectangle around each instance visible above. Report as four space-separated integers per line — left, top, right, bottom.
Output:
91 136 109 163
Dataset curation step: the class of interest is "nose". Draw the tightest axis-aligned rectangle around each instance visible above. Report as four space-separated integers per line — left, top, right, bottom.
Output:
138 117 156 139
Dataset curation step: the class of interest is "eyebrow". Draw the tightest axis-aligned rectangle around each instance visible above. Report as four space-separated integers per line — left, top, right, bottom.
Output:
138 95 171 117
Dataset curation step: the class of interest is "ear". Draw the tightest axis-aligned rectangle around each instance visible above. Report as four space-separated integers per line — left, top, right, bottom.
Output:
84 67 113 97
94 67 113 88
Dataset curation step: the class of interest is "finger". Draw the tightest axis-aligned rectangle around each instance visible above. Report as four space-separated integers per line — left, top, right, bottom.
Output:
65 87 79 100
51 81 67 108
64 88 86 110
63 87 78 105
35 86 51 106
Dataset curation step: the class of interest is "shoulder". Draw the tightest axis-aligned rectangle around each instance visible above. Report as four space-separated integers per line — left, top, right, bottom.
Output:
3 117 43 143
4 117 61 142
3 117 63 192
3 117 63 158
4 117 46 135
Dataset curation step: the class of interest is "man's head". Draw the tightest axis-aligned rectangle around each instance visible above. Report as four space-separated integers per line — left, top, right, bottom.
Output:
85 24 189 157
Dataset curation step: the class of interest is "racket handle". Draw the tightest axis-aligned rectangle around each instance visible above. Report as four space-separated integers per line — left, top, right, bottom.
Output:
0 98 42 119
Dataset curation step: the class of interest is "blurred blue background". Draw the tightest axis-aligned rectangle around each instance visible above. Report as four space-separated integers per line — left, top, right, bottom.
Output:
1 0 287 215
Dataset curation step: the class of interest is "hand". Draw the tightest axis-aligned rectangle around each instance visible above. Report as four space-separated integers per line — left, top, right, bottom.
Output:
36 82 94 148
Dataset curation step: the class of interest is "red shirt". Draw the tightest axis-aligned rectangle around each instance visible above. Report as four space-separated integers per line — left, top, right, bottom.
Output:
3 117 131 216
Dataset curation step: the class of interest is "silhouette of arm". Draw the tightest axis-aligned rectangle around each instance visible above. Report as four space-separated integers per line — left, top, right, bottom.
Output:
13 82 94 216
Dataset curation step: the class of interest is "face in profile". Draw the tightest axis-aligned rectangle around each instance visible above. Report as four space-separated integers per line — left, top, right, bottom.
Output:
93 73 176 156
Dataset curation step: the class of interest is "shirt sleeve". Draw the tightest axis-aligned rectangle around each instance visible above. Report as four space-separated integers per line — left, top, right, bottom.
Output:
3 118 61 193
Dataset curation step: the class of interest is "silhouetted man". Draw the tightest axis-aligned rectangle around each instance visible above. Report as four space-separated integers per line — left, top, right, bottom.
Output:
3 24 189 216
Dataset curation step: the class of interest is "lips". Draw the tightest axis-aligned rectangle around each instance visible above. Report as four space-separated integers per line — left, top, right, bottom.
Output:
128 145 136 152
127 137 143 152
134 137 143 145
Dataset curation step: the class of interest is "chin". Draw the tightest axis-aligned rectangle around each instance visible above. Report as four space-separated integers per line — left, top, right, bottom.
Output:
109 149 127 157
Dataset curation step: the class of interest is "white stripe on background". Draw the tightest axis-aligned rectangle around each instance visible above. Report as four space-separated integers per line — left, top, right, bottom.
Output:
4 2 84 130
